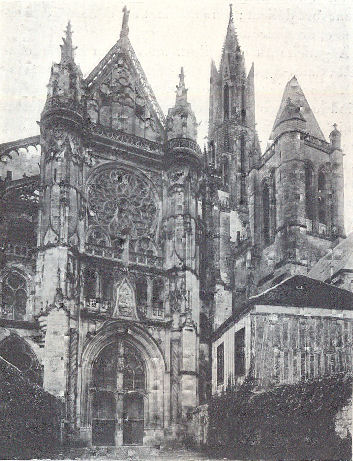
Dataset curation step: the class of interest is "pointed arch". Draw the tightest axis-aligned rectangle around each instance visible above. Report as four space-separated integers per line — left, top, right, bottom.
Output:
305 162 314 221
0 333 42 385
270 169 277 238
224 83 230 119
114 278 137 319
318 166 328 225
0 269 28 320
79 321 168 430
262 180 270 245
222 156 230 189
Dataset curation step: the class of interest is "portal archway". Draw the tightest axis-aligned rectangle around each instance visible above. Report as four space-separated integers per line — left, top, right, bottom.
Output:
79 322 167 446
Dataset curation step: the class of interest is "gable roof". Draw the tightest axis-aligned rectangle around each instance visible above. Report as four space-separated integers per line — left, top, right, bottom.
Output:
213 274 353 340
84 31 165 128
308 233 353 282
270 76 325 141
250 274 353 310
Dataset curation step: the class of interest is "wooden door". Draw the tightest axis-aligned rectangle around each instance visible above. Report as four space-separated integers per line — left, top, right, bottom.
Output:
123 394 144 445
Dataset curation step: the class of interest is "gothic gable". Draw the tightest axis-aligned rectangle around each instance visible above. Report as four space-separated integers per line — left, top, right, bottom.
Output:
85 39 165 143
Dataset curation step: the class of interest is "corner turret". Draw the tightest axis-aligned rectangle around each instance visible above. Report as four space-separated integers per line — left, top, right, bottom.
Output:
43 22 83 118
330 123 341 151
166 68 198 142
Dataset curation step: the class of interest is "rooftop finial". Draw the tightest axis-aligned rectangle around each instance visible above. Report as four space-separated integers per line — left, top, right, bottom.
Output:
176 67 187 104
60 21 76 64
229 4 233 21
120 6 130 38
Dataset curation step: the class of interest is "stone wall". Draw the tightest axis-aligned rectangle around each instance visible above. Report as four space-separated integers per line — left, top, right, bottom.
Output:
252 309 353 387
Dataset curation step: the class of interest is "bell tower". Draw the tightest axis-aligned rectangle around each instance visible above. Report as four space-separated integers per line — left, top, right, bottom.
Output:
204 5 260 328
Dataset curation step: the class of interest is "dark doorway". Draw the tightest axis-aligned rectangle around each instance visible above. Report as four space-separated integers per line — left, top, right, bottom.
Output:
91 391 116 446
123 394 144 445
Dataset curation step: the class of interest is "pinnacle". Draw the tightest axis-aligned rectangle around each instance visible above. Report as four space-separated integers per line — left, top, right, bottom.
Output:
229 3 234 23
176 67 188 104
120 5 130 38
60 20 76 64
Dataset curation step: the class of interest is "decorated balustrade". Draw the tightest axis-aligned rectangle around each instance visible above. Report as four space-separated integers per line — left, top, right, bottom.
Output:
83 298 112 314
85 243 123 261
84 244 163 269
83 297 164 319
1 242 36 260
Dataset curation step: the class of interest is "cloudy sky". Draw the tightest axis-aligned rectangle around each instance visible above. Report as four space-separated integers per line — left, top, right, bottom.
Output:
0 0 352 230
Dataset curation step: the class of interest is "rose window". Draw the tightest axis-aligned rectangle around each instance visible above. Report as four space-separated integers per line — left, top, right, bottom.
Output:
87 169 158 250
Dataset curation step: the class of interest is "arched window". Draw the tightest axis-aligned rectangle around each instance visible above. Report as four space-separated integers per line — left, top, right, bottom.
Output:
152 278 164 317
123 344 146 391
1 271 27 320
222 157 230 188
224 84 230 119
209 141 215 166
262 182 270 245
305 164 314 221
136 276 148 314
92 343 117 388
318 171 327 225
270 170 277 237
0 335 42 385
240 135 246 204
84 268 98 300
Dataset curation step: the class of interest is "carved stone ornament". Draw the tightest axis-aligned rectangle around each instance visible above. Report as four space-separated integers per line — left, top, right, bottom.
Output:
115 279 136 318
87 167 158 247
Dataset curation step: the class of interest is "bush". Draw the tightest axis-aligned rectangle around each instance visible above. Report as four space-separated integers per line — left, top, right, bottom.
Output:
0 358 63 459
208 374 352 460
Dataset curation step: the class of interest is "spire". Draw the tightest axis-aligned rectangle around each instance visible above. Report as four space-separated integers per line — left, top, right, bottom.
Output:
270 76 325 140
176 67 188 105
120 5 130 38
60 21 76 64
167 67 197 141
229 3 234 23
224 3 239 52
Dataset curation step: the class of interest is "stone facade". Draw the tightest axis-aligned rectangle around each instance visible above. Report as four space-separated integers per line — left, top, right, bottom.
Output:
0 6 349 448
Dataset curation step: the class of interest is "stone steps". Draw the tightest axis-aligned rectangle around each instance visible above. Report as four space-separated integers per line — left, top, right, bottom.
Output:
58 445 161 459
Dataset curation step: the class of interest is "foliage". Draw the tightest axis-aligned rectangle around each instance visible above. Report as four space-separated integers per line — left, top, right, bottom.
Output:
0 358 63 459
207 374 352 460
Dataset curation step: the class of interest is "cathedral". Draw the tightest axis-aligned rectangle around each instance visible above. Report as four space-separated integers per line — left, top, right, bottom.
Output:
0 6 351 448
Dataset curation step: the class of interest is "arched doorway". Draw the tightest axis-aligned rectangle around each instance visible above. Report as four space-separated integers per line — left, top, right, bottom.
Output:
90 339 146 446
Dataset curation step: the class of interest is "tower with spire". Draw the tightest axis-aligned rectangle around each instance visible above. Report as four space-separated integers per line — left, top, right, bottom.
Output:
203 4 260 328
202 7 345 330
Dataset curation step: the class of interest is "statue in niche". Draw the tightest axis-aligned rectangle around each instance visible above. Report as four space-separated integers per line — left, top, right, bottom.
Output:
115 280 136 318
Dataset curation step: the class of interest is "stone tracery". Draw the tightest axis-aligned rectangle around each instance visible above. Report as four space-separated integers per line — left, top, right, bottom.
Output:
87 168 159 253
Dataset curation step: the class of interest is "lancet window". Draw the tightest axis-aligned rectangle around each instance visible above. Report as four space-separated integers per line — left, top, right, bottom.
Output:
305 164 314 221
1 271 27 320
152 278 164 317
262 182 270 245
318 170 327 225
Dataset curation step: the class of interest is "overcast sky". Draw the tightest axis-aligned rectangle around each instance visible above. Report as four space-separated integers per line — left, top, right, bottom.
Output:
0 0 352 231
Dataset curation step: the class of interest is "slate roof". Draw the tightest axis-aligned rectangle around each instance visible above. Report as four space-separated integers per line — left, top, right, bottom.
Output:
308 233 353 282
250 274 353 310
271 76 325 140
213 274 353 339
